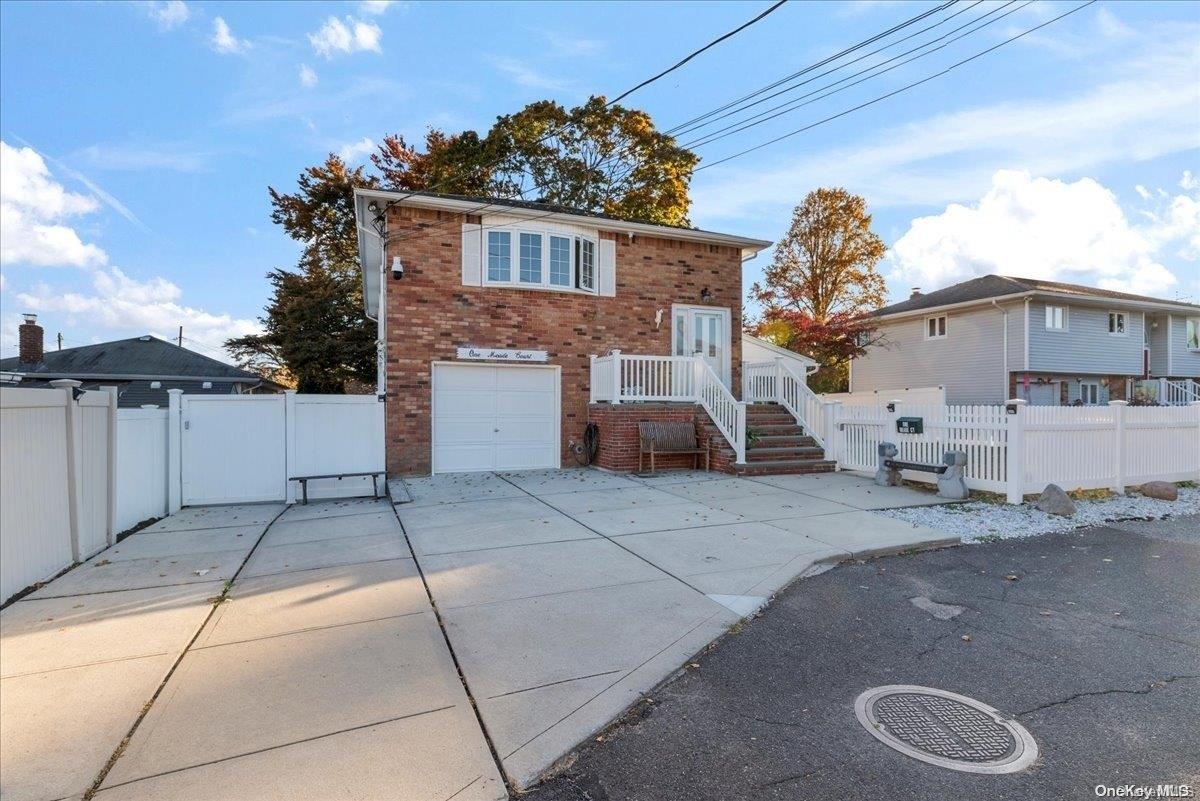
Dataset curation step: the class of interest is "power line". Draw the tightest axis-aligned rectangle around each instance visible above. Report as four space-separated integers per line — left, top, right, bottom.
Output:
664 0 959 136
682 0 1027 151
608 0 789 106
695 1 1096 172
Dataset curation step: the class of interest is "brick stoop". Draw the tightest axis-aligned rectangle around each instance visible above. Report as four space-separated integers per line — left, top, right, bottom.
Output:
699 403 836 476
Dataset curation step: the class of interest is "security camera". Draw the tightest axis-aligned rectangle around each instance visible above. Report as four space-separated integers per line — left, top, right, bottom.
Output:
391 256 404 280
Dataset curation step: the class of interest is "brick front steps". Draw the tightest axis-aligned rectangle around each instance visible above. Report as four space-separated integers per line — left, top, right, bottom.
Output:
699 402 835 476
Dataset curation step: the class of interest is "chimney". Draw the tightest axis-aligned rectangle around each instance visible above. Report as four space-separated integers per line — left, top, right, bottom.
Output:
18 313 44 365
910 287 922 300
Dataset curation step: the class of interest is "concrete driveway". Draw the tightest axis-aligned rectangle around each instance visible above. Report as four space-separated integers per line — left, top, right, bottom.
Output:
396 468 956 788
1 468 954 801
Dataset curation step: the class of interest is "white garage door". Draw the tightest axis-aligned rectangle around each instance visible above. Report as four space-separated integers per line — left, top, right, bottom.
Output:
433 363 560 473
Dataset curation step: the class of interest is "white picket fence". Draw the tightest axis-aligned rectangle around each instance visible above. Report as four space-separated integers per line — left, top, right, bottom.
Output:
1 386 383 603
833 399 1200 502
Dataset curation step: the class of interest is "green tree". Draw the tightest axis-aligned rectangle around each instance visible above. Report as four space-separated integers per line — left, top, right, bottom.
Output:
489 96 698 226
226 155 378 393
750 188 888 392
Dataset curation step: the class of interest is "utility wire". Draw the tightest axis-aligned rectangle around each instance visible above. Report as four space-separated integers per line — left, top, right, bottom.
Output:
683 0 1026 151
695 1 1096 172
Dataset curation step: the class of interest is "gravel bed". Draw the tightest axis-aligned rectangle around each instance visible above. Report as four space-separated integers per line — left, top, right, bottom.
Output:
879 486 1200 543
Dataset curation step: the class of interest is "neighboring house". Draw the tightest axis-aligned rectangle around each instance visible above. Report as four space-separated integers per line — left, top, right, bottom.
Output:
1 315 282 407
851 275 1200 406
354 190 797 476
742 334 819 377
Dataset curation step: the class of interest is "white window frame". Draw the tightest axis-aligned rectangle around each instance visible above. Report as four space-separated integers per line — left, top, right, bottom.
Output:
484 225 598 295
1107 310 1127 336
1044 305 1068 331
1186 317 1200 351
1079 380 1100 405
924 314 947 340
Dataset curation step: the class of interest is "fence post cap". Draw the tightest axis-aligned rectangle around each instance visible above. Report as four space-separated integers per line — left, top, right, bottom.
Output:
284 388 298 395
166 388 184 395
1107 399 1129 406
141 404 159 409
1005 398 1028 405
48 379 82 389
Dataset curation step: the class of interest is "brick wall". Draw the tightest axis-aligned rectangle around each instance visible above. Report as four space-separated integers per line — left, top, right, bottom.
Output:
384 205 744 474
587 403 709 472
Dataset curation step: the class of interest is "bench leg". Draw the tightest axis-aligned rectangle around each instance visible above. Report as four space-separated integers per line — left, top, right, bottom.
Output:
371 475 378 499
300 479 308 505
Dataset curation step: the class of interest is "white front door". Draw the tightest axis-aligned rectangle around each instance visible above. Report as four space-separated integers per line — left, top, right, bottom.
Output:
432 363 560 473
673 305 731 386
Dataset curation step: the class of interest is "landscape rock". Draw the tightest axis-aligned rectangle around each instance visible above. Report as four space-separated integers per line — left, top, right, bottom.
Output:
1035 484 1076 517
1138 481 1178 501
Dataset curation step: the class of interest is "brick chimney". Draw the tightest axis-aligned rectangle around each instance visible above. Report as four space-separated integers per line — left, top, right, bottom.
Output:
910 287 922 300
18 313 44 364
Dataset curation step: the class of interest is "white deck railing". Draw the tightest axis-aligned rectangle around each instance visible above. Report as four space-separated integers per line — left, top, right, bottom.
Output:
590 352 745 463
1161 378 1200 405
743 359 838 455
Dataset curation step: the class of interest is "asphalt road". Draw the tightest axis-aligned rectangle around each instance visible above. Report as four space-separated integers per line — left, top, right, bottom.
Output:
525 516 1200 801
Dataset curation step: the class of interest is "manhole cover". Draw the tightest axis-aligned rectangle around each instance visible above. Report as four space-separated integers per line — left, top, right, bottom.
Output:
855 685 1037 774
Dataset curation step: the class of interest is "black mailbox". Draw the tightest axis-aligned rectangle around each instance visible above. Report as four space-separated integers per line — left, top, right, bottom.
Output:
897 416 923 434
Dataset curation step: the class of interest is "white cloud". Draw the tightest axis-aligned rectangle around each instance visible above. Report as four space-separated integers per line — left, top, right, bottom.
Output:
487 56 568 91
210 17 249 54
0 141 107 268
360 0 400 14
139 0 189 30
336 137 376 164
14 267 261 355
309 16 382 59
692 19 1200 220
75 142 207 172
886 170 1198 298
298 64 318 88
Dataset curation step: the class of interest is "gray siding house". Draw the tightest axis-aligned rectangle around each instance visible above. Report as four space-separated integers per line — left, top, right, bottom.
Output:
852 275 1200 405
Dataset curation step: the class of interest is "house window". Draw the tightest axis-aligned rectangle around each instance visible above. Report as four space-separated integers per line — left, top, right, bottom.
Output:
483 227 597 294
1080 381 1100 405
1045 305 1066 330
1108 311 1127 335
576 238 596 292
519 233 542 284
487 231 511 282
925 314 947 339
549 235 571 287
1187 317 1200 351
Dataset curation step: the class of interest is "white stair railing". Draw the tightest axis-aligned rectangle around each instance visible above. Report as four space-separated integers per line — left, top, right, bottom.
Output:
695 358 746 464
743 361 777 402
773 358 832 453
1160 377 1200 405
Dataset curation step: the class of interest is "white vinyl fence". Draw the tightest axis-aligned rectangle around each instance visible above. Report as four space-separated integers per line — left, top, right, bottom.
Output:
1 387 384 603
833 399 1200 502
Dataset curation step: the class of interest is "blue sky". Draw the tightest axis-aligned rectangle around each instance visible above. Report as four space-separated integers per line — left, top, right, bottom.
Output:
1 0 1197 359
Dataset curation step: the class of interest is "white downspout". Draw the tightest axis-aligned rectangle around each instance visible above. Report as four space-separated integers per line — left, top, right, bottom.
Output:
376 240 387 399
1023 298 1031 372
992 300 1008 402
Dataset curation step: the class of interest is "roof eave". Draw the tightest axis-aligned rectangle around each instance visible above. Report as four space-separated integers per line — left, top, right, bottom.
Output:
874 289 1200 322
352 187 773 256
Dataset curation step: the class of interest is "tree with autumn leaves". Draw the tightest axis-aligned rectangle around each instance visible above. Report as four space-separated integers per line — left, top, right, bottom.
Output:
750 188 888 393
228 96 698 390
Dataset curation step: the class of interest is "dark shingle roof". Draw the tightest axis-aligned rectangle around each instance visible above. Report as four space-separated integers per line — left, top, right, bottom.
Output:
874 275 1200 317
0 335 261 380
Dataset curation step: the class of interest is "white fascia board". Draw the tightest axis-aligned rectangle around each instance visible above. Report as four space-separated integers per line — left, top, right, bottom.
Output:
874 290 1200 323
351 188 773 259
744 334 818 366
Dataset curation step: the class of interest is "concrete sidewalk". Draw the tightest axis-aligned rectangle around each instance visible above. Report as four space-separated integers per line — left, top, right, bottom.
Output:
0 498 506 801
396 468 957 788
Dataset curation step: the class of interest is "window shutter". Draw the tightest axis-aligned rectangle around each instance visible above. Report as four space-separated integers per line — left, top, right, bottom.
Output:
598 238 616 297
461 223 482 286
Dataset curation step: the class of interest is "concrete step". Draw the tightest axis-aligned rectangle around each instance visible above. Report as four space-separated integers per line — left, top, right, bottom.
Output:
733 459 837 476
746 446 825 461
754 434 819 447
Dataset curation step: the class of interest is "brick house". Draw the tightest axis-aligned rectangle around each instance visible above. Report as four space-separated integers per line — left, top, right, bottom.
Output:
354 190 829 477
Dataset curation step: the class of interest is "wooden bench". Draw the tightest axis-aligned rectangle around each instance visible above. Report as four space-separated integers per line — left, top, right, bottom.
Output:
289 471 386 505
638 421 710 475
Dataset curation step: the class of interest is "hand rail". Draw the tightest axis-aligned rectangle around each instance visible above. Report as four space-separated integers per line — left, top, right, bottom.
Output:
774 359 828 451
695 358 746 464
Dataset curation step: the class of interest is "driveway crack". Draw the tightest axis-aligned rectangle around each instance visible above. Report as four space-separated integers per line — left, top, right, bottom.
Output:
1017 675 1200 716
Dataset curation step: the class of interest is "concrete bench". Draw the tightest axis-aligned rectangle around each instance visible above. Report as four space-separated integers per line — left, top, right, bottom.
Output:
638 421 710 475
875 442 968 500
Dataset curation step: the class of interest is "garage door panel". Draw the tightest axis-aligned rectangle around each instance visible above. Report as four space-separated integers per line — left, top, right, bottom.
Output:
433 364 558 474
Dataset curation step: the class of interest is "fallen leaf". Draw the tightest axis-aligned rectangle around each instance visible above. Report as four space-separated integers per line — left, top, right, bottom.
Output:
1039 610 1052 616
1004 574 1018 581
961 634 972 642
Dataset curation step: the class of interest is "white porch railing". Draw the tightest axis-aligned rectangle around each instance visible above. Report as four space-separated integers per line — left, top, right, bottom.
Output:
1161 378 1200 405
590 351 745 463
743 359 840 456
